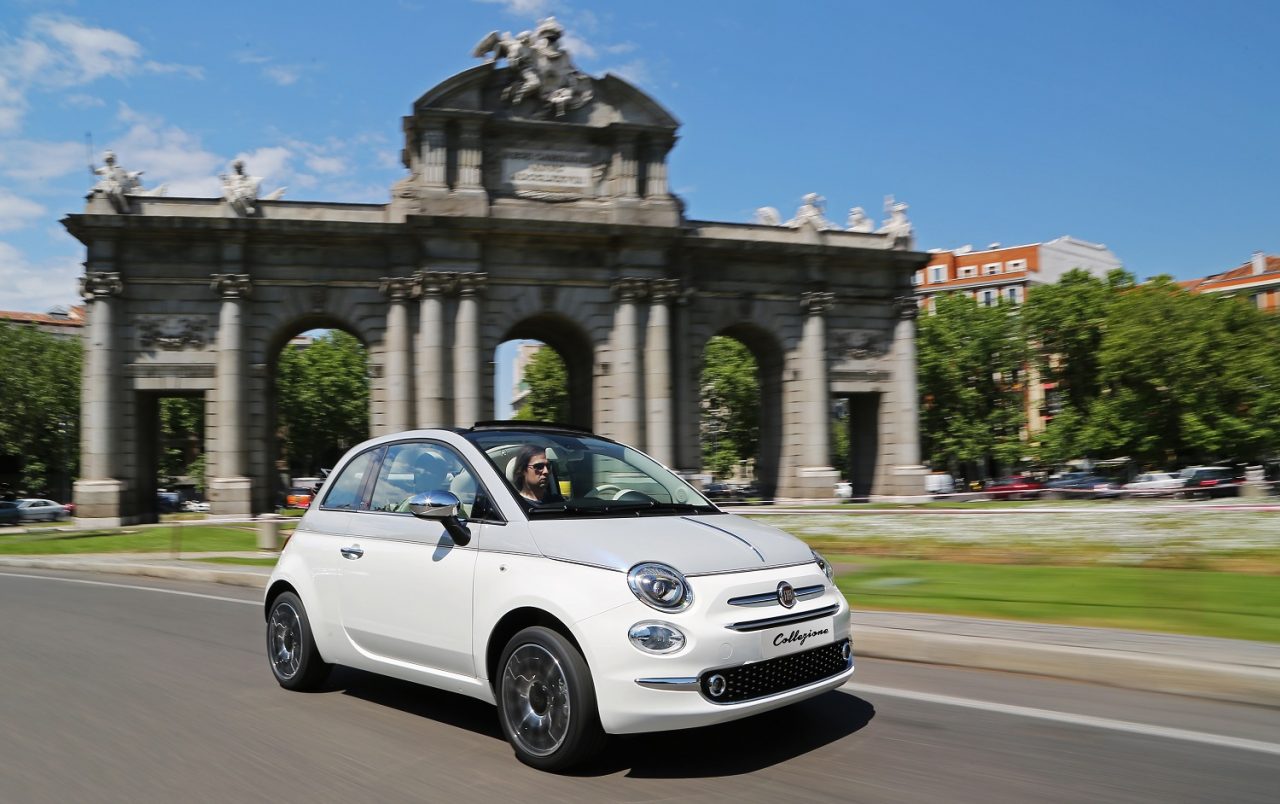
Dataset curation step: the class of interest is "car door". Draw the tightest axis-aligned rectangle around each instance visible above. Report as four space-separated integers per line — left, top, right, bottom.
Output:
338 440 485 678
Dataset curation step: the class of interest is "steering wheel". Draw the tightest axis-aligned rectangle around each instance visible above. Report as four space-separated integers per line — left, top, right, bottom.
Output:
586 484 624 500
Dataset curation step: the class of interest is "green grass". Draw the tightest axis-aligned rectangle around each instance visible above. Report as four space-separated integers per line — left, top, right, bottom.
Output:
0 524 261 554
839 558 1280 642
197 556 279 566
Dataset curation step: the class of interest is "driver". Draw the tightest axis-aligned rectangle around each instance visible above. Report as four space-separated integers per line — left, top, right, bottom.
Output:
512 444 556 504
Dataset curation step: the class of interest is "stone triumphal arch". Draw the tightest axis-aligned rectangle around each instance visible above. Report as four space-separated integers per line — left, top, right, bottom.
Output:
66 23 929 524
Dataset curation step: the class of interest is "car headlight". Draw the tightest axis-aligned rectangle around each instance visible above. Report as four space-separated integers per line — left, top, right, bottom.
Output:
812 549 835 583
627 562 692 612
628 621 686 654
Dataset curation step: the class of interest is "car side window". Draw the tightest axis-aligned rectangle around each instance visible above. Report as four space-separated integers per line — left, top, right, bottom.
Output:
366 441 500 522
323 449 378 510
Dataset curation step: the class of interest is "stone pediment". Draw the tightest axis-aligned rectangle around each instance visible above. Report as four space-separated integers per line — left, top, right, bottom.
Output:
411 65 679 130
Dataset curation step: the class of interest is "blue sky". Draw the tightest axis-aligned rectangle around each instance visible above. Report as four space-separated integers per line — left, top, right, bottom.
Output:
2 0 1278 412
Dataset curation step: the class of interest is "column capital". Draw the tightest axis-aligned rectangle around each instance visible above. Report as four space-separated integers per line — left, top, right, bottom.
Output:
800 290 835 315
379 275 418 301
456 271 487 297
612 277 647 302
894 294 920 320
649 278 681 303
210 273 252 299
79 271 123 301
415 270 457 297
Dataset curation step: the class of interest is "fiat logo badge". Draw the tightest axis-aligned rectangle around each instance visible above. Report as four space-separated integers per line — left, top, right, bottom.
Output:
777 581 797 608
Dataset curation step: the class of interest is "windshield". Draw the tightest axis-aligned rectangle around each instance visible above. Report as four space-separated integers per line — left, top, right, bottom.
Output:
462 428 719 518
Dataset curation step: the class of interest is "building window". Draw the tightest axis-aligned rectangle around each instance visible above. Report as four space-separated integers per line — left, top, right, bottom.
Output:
982 262 1002 276
958 266 977 279
928 265 946 283
1252 292 1265 310
912 271 922 286
980 289 997 307
1005 259 1027 272
1004 286 1022 304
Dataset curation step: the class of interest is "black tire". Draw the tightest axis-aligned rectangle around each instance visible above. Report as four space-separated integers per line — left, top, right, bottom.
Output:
266 591 331 691
496 626 605 772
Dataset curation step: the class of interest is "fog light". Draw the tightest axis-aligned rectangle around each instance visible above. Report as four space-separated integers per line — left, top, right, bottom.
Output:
707 674 727 698
840 641 852 661
628 622 686 654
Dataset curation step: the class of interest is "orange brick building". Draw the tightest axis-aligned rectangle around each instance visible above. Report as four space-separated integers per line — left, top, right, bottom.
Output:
1182 252 1280 311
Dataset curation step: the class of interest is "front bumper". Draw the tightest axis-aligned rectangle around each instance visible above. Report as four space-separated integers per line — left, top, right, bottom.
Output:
574 565 854 734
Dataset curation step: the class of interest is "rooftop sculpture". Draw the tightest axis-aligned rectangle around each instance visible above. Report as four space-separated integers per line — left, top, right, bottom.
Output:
89 150 165 213
220 159 286 217
472 16 593 117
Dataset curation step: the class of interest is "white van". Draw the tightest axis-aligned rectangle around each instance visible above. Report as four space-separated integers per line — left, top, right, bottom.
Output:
924 473 956 496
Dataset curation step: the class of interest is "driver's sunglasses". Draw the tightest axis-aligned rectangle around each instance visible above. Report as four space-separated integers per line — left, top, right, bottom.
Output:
529 462 550 472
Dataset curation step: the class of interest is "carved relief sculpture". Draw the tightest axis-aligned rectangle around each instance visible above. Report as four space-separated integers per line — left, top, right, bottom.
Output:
837 329 890 359
473 17 593 117
137 317 209 350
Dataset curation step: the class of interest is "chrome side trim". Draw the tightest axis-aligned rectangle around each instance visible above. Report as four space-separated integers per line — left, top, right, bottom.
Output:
728 584 825 607
634 677 700 691
726 603 840 632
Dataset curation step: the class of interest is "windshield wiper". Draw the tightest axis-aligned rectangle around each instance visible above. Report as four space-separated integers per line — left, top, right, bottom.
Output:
525 502 598 516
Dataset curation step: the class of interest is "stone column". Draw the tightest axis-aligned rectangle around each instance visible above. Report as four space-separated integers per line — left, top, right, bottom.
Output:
613 138 638 198
457 121 484 191
420 125 448 189
888 295 926 494
644 279 678 465
76 272 123 488
416 270 453 427
210 273 253 516
645 145 669 199
611 278 645 446
380 276 417 432
799 291 835 469
452 272 486 427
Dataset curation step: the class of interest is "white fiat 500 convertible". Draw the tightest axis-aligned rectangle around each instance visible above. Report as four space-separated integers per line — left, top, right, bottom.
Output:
265 423 852 770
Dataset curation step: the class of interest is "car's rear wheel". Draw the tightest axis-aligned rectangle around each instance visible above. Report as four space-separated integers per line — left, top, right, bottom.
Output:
496 626 604 772
266 591 330 691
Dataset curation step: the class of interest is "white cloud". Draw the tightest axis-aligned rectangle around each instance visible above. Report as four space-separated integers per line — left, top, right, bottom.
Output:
305 155 346 174
0 190 46 231
605 59 651 88
474 0 556 18
63 93 106 109
0 14 201 131
264 65 301 86
236 146 293 186
0 139 86 183
112 105 222 197
0 241 82 312
562 34 596 61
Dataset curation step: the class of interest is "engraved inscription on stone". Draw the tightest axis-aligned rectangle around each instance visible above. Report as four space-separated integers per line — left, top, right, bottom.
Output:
501 147 595 199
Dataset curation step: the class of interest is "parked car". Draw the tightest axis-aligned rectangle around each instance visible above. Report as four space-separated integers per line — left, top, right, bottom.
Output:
834 480 853 499
701 482 739 501
1044 473 1123 499
1121 472 1184 498
284 487 315 509
182 499 211 513
0 500 21 526
1181 466 1240 499
16 498 69 522
265 424 852 771
983 475 1043 500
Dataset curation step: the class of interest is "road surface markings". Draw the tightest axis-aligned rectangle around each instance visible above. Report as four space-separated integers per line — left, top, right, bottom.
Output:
0 571 259 606
844 682 1280 757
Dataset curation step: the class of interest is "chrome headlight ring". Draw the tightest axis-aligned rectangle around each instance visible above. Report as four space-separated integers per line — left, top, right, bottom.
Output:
627 562 693 612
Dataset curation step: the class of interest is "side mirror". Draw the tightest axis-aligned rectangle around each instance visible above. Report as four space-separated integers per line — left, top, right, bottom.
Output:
406 491 471 546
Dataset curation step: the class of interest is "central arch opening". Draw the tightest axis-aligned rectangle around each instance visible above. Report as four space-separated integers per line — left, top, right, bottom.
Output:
494 314 593 428
699 325 783 499
268 321 369 510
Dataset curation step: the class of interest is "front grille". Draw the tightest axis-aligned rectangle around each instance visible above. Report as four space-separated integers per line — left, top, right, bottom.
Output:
700 639 850 704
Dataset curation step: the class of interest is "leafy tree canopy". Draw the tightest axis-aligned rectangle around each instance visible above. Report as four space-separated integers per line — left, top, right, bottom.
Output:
0 323 80 497
700 336 759 477
276 330 369 476
513 345 569 423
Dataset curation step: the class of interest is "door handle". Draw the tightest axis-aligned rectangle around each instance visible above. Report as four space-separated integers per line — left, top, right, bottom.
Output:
340 545 364 560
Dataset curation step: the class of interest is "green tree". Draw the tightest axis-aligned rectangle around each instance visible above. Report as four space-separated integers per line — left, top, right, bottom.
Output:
276 331 369 476
917 294 1028 477
700 336 759 477
513 345 569 422
157 397 204 484
0 323 81 498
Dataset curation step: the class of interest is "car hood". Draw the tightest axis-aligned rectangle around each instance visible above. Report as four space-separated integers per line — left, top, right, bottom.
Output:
527 513 814 575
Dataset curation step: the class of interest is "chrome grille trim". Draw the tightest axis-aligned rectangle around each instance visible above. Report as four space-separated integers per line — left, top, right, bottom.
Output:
634 677 700 691
725 603 840 633
728 584 825 607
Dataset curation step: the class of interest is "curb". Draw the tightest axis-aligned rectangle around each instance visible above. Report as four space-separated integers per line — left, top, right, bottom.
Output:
5 557 1277 708
853 625 1280 708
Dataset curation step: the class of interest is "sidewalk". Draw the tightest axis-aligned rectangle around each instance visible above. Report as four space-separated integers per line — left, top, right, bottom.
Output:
3 552 1278 707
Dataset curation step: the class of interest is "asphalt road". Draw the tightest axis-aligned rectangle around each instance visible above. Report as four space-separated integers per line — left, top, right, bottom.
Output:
2 569 1277 803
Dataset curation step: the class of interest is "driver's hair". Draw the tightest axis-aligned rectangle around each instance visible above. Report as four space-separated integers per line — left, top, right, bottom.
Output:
511 444 546 493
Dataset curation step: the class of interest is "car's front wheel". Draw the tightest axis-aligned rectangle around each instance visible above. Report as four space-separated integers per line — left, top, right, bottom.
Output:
496 626 605 772
266 591 331 691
